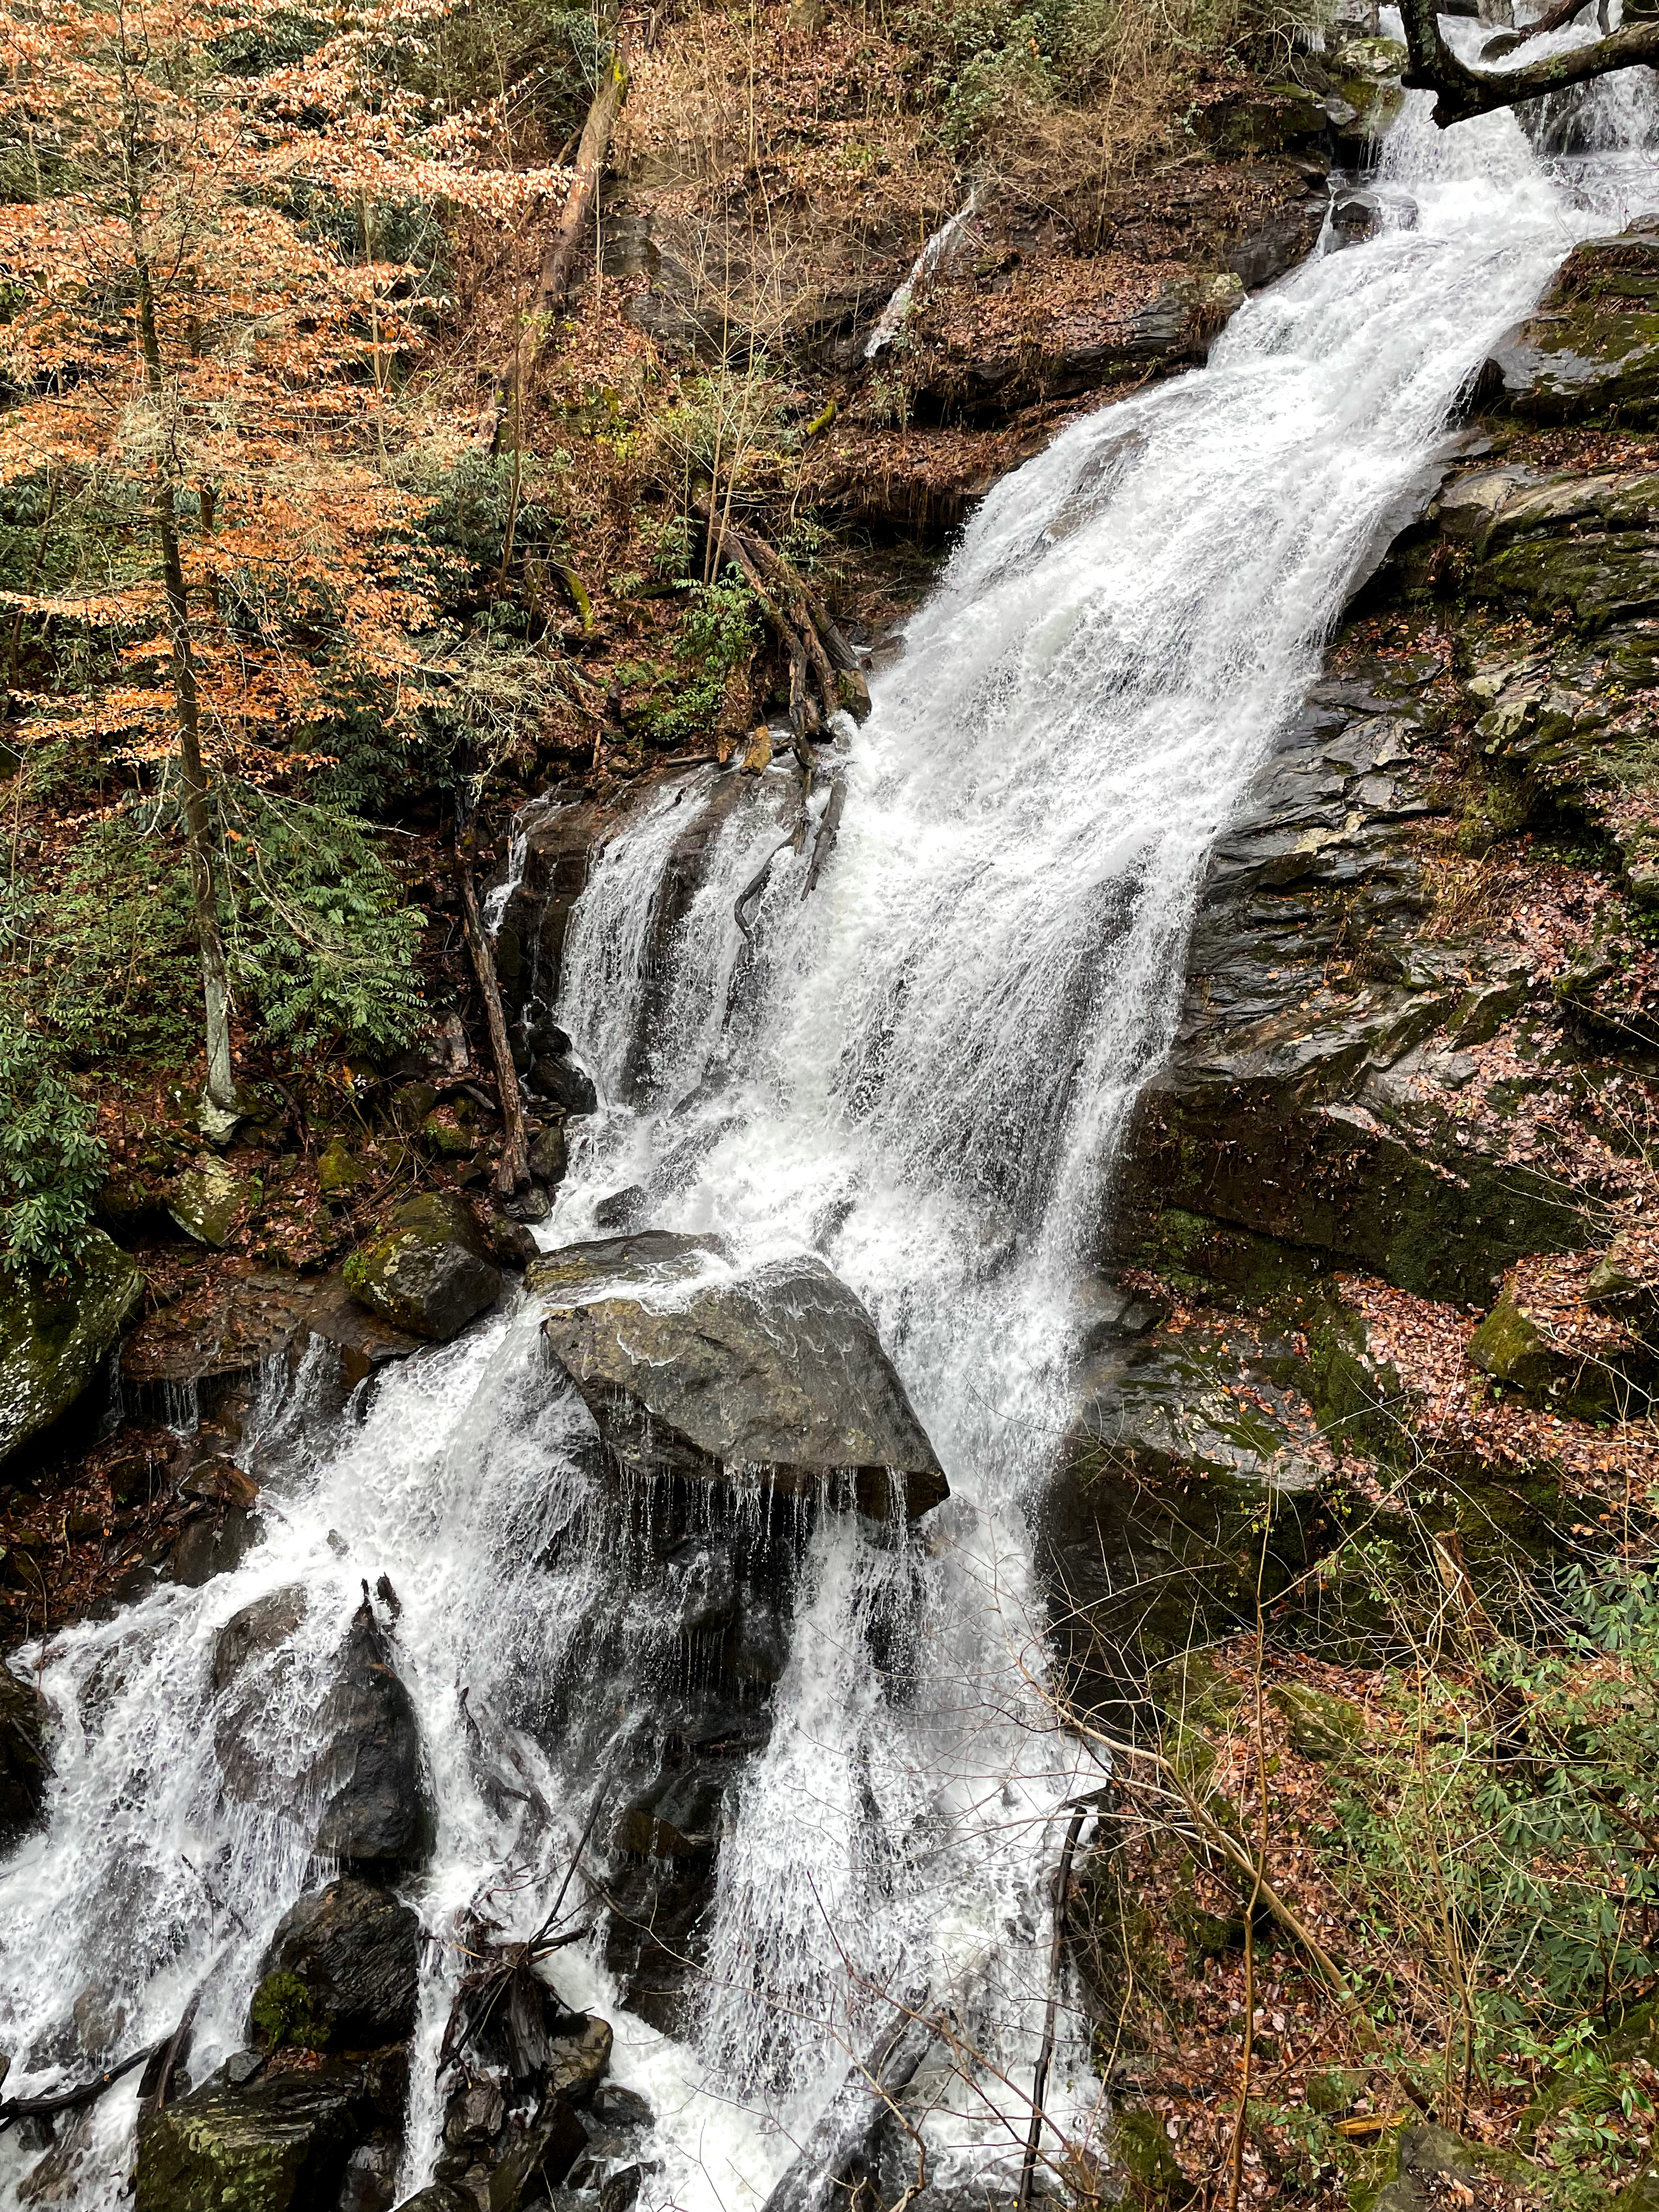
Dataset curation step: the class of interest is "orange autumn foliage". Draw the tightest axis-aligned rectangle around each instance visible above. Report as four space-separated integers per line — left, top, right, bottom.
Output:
0 0 573 772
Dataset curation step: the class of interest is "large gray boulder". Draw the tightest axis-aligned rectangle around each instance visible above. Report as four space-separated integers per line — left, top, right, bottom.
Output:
0 1231 143 1469
529 1236 947 1521
343 1194 501 1342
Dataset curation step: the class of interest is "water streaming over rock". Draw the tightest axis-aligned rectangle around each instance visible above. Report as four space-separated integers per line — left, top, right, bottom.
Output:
3 41 1656 2211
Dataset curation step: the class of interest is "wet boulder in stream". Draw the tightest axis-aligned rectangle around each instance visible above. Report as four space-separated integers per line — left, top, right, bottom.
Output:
311 1598 436 1872
250 1877 421 2052
343 1194 502 1343
529 1237 947 1521
135 2052 395 2212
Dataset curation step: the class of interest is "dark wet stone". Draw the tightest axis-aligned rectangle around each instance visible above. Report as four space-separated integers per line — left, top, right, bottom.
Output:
312 1601 435 1872
134 2056 377 2212
532 1058 600 1116
250 1878 421 2052
343 1195 503 1344
592 1186 648 1232
589 2086 653 2132
213 1587 309 1696
1489 217 1659 424
0 1666 48 1847
1329 188 1384 247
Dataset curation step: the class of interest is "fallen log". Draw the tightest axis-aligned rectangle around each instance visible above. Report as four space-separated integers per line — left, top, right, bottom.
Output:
138 1989 201 2126
803 779 847 899
758 2002 940 2212
490 41 630 454
735 835 797 939
1 2040 159 2132
456 842 531 1198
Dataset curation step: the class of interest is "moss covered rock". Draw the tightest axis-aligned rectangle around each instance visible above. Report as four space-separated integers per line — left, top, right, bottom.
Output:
1113 2106 1195 2207
1267 1679 1363 1758
0 1230 144 1468
1492 219 1659 425
1357 2121 1537 2212
167 1156 256 1248
134 2057 379 2212
316 1137 367 1197
1469 1276 1644 1421
250 1878 420 2052
342 1194 501 1342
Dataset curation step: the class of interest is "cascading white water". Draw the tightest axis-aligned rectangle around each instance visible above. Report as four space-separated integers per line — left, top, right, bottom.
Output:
3 39 1656 2212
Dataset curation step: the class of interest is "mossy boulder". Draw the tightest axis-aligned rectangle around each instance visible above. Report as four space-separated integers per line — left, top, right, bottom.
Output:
1469 1277 1644 1421
342 1194 501 1342
134 2056 381 2212
1113 2106 1195 2207
0 1230 144 1468
250 1878 420 2052
1267 1680 1363 1758
420 1104 476 1158
1199 80 1327 155
1491 219 1659 425
168 1156 256 1248
317 1137 367 1197
1356 2121 1537 2212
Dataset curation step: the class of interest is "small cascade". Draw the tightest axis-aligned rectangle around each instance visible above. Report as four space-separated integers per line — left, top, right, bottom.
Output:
3 33 1657 2212
484 795 563 938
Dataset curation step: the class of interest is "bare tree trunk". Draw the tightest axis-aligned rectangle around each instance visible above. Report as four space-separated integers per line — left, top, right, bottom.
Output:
490 43 630 453
126 162 236 1124
456 846 530 1199
1399 0 1659 122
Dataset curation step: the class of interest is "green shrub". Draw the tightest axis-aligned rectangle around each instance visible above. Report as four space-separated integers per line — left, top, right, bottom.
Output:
614 577 759 749
219 788 427 1053
0 1019 107 1276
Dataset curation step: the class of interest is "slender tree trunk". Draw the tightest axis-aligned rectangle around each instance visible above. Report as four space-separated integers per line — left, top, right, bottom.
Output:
489 39 629 453
123 103 236 1119
456 846 530 1198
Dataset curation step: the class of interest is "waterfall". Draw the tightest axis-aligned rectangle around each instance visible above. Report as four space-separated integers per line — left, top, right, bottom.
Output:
3 37 1655 2212
483 797 562 938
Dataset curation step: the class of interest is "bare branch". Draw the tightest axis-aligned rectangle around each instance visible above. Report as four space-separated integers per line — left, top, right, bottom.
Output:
1399 0 1659 126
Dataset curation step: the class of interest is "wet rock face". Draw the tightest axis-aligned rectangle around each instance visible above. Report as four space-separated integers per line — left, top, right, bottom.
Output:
0 1231 144 1471
1380 463 1659 631
134 2055 391 2212
1113 649 1596 1305
1489 217 1659 424
250 1878 421 2052
0 1664 48 1844
312 1600 436 1873
1039 1318 1333 1694
215 1587 309 1696
532 1239 947 1521
344 1194 503 1343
